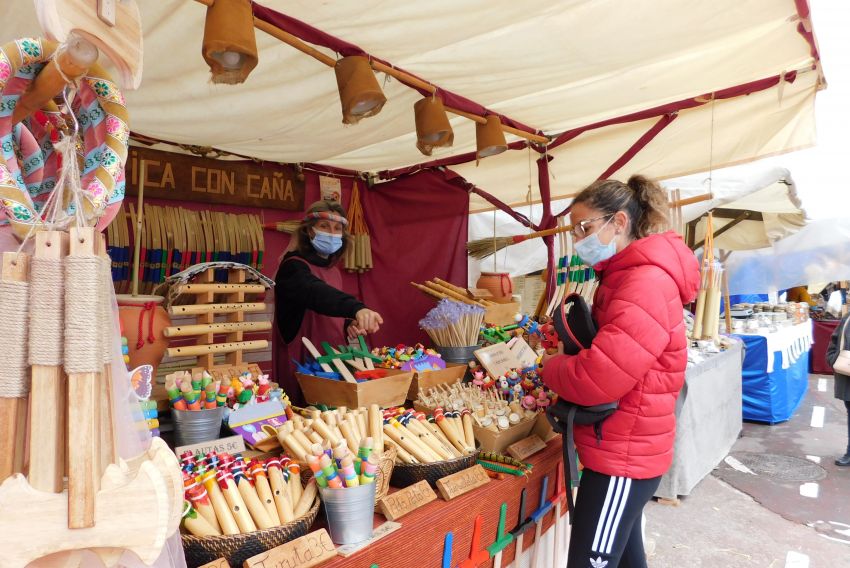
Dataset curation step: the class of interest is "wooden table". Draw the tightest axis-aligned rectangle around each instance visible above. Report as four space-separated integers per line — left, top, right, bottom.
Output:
320 437 565 567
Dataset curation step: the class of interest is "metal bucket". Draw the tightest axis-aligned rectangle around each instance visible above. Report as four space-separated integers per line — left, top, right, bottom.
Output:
172 407 225 446
319 482 376 545
435 344 480 365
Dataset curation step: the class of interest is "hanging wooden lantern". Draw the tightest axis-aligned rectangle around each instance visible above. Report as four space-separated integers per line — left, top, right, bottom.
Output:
202 0 258 84
476 115 508 159
414 96 454 156
335 56 387 124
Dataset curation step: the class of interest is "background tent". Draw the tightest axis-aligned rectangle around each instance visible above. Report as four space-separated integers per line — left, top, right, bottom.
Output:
3 0 822 211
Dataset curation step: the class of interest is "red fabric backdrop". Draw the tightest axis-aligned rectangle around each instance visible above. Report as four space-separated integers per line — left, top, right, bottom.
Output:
147 168 469 348
341 169 470 346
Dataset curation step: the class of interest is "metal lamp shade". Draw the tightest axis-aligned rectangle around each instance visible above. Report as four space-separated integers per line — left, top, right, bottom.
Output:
335 56 387 124
414 96 454 155
476 115 508 159
202 0 259 84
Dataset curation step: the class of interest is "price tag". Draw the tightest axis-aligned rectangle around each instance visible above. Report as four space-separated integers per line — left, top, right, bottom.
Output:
243 528 337 568
377 480 437 521
436 465 490 501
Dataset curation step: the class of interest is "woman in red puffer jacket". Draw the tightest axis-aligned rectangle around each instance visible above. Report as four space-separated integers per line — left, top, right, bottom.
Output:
542 175 700 568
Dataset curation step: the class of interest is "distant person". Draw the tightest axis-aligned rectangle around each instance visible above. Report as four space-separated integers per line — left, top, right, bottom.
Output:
827 312 850 466
785 285 815 306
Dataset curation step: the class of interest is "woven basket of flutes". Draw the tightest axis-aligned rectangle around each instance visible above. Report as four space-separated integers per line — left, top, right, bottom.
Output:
181 497 320 568
390 451 479 488
298 445 396 505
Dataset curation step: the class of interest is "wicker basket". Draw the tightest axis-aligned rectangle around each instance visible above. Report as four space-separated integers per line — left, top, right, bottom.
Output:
390 451 478 488
298 445 396 505
181 497 320 568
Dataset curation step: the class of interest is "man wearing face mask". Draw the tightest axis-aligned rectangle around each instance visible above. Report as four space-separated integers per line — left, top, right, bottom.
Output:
273 200 383 405
541 176 699 568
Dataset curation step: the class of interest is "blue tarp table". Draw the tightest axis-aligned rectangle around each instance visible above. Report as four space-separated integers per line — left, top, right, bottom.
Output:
734 321 812 423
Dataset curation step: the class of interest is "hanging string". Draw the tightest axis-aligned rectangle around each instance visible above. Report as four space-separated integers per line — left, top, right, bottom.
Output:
707 93 716 196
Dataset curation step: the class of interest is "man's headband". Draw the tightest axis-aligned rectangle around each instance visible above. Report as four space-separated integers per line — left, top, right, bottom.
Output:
304 211 349 226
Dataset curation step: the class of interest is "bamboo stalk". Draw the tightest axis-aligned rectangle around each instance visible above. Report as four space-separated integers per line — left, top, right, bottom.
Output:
168 302 266 316
164 321 272 338
166 340 268 358
175 281 260 296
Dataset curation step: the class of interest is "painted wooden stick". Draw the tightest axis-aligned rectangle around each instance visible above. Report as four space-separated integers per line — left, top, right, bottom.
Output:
302 337 334 373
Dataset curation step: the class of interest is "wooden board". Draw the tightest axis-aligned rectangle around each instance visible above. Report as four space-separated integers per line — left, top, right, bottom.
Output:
506 435 547 462
126 147 305 211
242 528 337 568
197 559 228 568
435 465 490 501
377 480 437 522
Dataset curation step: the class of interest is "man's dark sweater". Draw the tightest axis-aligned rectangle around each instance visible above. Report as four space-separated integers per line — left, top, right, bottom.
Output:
274 251 365 343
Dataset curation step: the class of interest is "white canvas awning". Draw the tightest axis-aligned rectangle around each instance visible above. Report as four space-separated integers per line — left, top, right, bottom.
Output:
3 1 823 211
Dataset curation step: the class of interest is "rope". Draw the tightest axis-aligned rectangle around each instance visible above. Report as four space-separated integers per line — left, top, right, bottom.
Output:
136 302 156 349
99 256 113 364
64 255 103 374
29 258 64 366
0 281 30 397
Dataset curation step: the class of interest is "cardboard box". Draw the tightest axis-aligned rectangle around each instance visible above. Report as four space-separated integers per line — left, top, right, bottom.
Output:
473 416 537 453
407 363 467 400
296 368 413 408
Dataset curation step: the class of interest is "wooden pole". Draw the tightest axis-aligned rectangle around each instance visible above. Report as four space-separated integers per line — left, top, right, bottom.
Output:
132 160 146 297
11 35 98 124
191 0 548 144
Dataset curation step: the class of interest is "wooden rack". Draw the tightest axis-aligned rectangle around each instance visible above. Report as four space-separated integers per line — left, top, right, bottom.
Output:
164 266 270 369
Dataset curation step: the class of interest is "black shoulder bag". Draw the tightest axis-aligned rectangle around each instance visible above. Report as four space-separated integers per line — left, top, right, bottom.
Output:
544 293 618 522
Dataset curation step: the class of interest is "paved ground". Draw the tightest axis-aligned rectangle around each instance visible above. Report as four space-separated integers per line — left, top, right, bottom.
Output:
644 375 850 568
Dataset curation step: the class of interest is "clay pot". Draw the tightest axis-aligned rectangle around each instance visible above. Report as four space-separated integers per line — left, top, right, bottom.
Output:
476 271 514 304
117 294 171 377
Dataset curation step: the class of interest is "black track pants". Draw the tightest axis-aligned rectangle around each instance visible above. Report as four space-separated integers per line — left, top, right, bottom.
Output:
566 469 661 568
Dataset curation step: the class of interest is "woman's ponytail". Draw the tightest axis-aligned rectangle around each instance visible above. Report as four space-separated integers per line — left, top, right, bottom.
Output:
626 175 668 238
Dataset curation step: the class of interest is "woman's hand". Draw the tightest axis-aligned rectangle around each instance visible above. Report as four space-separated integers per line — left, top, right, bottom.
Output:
354 308 384 334
540 341 565 368
347 322 367 339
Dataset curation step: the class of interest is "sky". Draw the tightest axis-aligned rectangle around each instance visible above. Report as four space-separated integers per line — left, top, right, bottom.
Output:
762 0 850 219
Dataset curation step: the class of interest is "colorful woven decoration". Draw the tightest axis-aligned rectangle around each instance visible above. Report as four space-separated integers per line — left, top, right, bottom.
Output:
0 38 128 240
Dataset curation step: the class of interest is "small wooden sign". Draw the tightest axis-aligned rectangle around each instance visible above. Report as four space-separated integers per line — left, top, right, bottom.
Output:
176 435 246 458
243 528 337 568
197 559 228 568
506 435 547 461
435 464 490 501
336 521 402 557
507 336 537 369
126 147 306 211
474 343 522 379
377 480 438 521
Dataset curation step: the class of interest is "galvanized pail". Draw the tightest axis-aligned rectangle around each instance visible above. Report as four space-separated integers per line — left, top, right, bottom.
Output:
172 407 225 446
319 482 376 545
